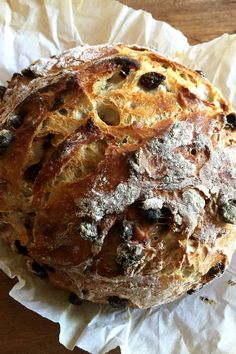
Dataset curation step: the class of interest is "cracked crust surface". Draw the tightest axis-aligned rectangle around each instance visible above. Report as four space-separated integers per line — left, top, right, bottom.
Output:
0 44 236 308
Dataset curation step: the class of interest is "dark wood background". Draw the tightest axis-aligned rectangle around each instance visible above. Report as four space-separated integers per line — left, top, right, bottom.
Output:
1 1 236 353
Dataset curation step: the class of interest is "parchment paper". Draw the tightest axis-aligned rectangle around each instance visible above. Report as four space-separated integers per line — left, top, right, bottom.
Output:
0 1 236 354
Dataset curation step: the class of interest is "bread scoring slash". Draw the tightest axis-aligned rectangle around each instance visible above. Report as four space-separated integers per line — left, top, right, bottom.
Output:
0 44 235 309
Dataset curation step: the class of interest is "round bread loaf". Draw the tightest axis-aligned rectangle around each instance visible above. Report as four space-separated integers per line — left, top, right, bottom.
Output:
0 44 236 309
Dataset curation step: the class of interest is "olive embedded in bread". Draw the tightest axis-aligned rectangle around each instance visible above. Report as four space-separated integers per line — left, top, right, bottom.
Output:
79 222 99 242
108 296 128 309
0 129 14 154
219 200 236 224
138 71 166 90
206 263 226 278
0 44 236 309
225 112 236 130
21 67 37 79
120 220 134 241
139 205 173 224
116 242 144 269
68 292 83 305
111 56 140 77
31 261 48 279
8 114 24 129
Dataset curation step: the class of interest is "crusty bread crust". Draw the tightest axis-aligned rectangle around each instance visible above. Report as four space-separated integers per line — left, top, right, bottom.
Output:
0 44 236 308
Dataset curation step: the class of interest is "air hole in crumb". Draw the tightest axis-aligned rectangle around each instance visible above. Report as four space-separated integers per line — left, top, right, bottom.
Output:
130 103 137 109
43 133 54 149
51 97 64 110
24 162 42 182
159 61 169 69
24 221 30 229
179 72 187 79
191 148 197 155
153 224 169 240
15 240 28 255
159 224 170 234
107 71 126 85
59 108 68 116
97 103 120 126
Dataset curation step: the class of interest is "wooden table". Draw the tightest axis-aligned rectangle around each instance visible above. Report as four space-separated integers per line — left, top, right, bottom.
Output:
1 1 236 353
120 0 236 45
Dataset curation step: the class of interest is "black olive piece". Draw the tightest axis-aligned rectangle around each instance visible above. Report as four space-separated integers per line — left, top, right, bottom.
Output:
206 263 225 278
8 114 24 129
0 129 14 154
21 68 36 79
225 112 236 130
116 242 144 269
24 162 42 182
14 240 28 255
0 86 6 99
155 206 173 224
120 220 133 241
112 56 140 77
79 221 98 242
51 97 64 110
140 206 172 224
43 264 55 273
187 288 196 295
32 261 48 279
108 296 128 309
195 69 205 77
68 292 83 305
219 200 236 224
43 133 54 149
138 72 166 90
12 73 22 80
140 209 160 223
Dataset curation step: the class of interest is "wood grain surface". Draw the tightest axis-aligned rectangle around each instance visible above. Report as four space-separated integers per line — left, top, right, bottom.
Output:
1 1 236 354
119 0 236 45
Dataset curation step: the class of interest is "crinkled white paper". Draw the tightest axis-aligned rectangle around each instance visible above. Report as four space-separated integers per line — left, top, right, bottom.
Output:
0 1 236 354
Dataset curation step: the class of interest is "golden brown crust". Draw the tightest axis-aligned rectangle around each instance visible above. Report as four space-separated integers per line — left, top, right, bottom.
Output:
0 44 236 308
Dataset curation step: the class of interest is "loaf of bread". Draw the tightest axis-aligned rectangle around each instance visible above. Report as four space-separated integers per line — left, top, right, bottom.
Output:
0 44 236 309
